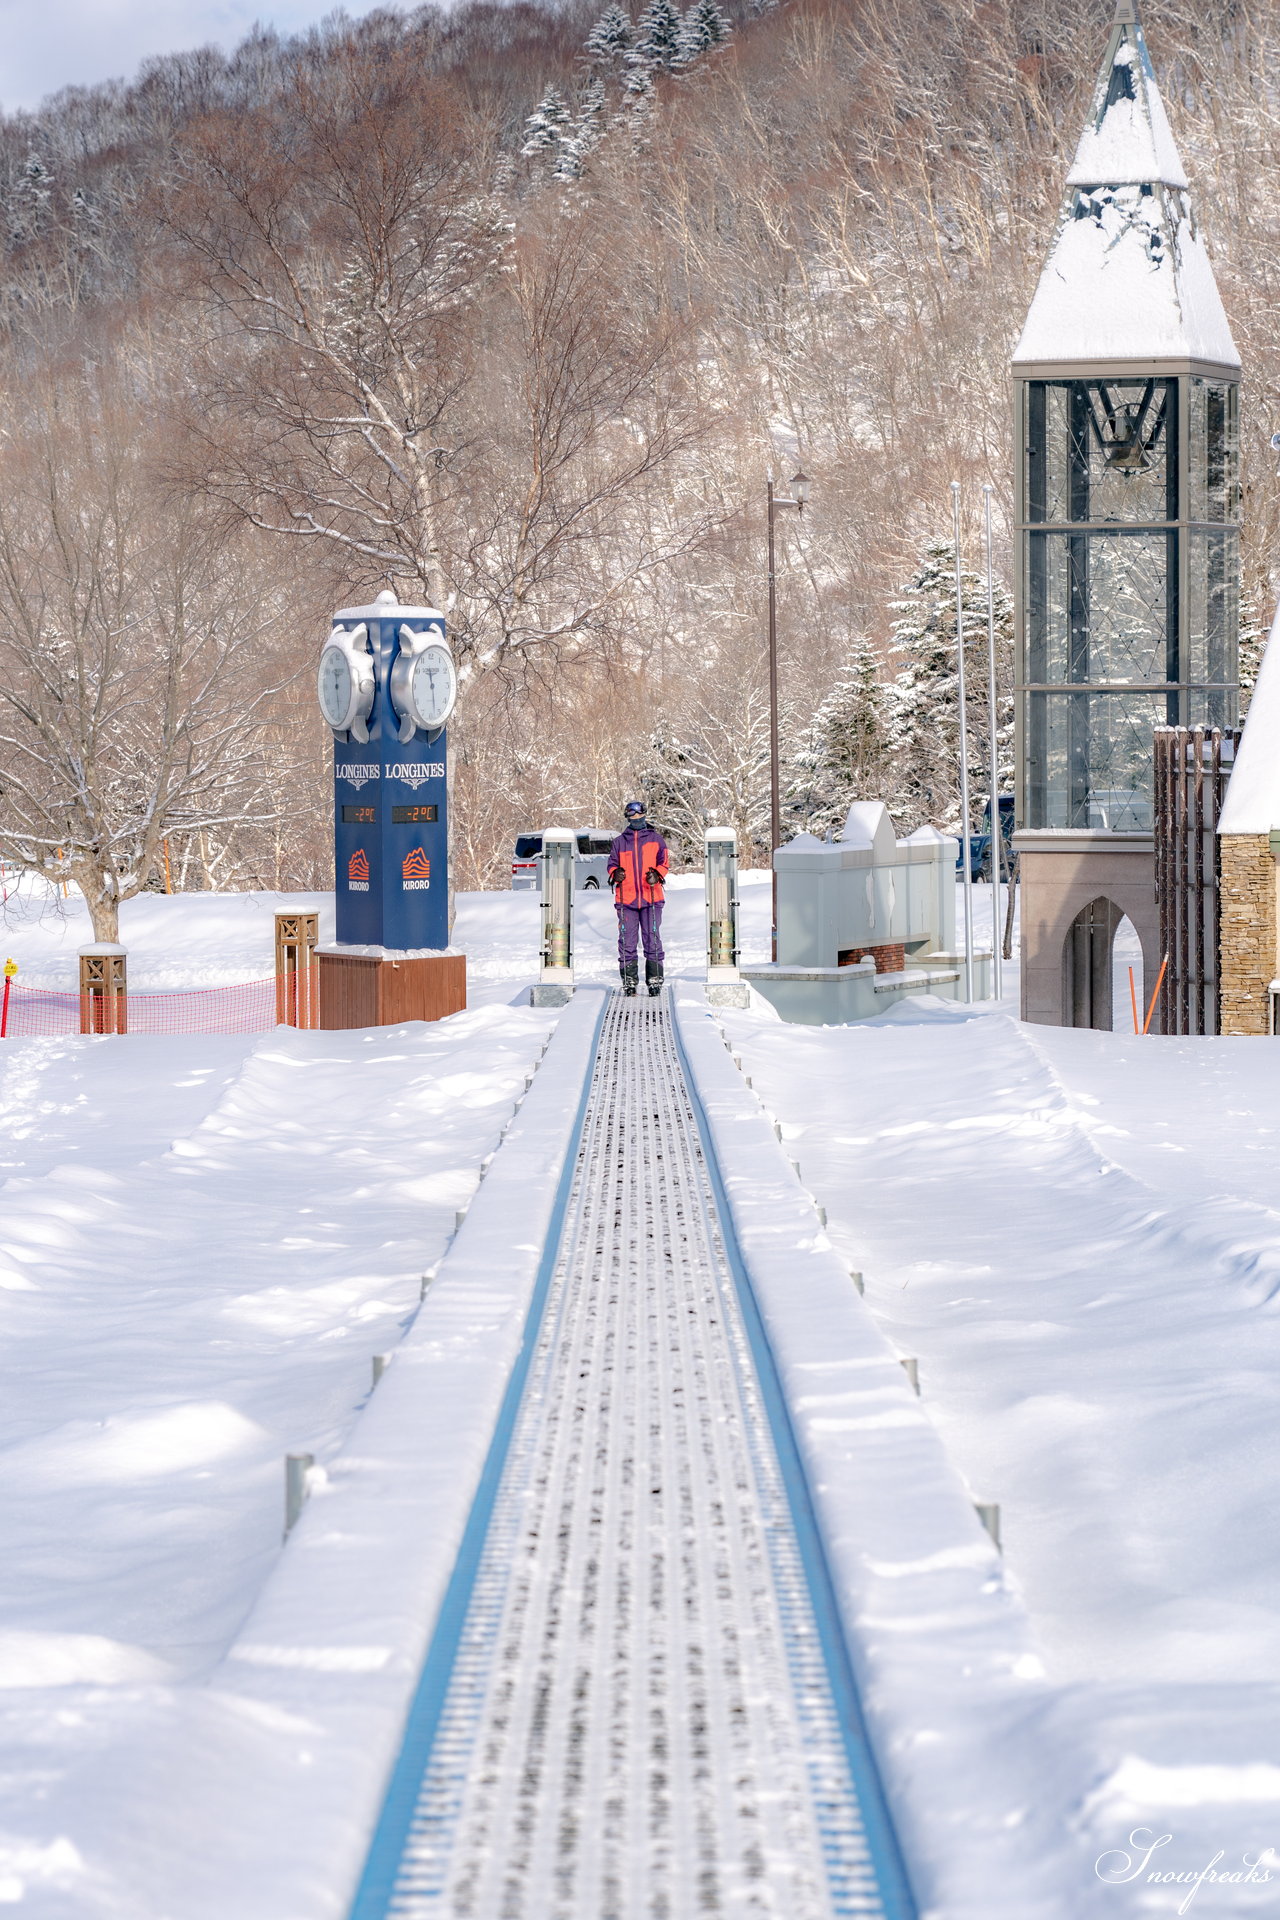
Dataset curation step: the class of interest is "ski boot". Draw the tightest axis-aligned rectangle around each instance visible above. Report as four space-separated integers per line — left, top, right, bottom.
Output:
622 961 639 997
646 960 664 997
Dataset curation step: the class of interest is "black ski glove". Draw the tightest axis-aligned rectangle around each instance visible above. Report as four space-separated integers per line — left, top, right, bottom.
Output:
645 867 663 886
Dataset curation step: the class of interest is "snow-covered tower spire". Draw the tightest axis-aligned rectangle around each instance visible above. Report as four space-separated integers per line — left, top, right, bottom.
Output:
1012 0 1241 1030
1013 0 1237 368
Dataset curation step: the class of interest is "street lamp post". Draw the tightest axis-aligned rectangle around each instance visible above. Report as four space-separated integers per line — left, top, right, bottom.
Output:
767 468 809 960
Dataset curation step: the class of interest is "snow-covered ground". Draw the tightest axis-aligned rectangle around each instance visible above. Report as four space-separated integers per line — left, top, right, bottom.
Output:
0 916 560 1911
0 876 337 989
1 872 1276 1914
722 996 1280 1912
0 869 775 997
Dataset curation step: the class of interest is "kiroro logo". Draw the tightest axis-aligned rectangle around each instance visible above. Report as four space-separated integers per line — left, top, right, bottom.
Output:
348 848 370 892
402 847 431 891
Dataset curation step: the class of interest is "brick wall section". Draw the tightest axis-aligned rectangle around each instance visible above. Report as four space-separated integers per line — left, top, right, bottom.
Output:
1219 834 1275 1036
838 943 907 974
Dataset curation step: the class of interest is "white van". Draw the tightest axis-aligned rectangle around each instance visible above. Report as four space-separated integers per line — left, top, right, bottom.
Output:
511 829 614 891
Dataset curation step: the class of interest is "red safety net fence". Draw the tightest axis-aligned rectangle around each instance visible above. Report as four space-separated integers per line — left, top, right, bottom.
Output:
1 976 301 1037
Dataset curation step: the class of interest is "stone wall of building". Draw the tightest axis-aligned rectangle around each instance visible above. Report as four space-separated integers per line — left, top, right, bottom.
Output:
838 943 906 974
1219 833 1276 1035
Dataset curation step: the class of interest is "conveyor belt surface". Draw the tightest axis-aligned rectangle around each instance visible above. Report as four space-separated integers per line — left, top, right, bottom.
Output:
351 993 913 1919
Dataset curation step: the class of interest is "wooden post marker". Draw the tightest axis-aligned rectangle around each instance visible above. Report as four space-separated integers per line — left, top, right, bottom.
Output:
78 947 127 1035
275 913 320 1029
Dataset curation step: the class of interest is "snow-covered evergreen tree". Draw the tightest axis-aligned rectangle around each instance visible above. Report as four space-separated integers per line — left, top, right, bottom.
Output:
8 153 54 246
21 154 53 208
883 537 1014 834
620 57 657 143
676 0 731 67
781 706 835 840
521 87 572 164
554 78 608 182
639 691 772 867
628 0 682 76
637 728 702 865
584 2 633 67
787 637 887 836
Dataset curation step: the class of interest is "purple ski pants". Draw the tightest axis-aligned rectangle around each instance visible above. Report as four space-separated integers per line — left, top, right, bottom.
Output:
617 902 664 968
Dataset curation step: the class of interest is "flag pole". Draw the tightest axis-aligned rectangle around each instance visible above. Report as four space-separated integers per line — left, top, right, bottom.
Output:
983 483 1002 1003
952 482 974 1003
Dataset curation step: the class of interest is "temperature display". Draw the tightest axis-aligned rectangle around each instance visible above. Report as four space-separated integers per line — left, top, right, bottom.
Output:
392 804 439 824
342 805 377 824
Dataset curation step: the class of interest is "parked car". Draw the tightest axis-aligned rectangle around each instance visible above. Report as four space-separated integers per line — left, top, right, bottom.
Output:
512 833 542 890
511 829 614 891
956 793 1017 881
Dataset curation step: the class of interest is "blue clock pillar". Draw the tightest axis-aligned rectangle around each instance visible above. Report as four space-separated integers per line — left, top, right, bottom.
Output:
316 589 467 1027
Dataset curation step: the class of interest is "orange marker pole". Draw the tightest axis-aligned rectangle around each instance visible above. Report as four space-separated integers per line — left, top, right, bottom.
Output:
1 959 15 1038
1142 954 1169 1035
1128 966 1140 1035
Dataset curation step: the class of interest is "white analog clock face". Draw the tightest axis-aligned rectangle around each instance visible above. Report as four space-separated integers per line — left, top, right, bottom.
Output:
318 645 354 728
409 643 456 727
318 626 375 738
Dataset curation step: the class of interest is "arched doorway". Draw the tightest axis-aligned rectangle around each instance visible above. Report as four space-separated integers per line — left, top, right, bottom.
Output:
1063 895 1123 1029
1111 915 1144 1034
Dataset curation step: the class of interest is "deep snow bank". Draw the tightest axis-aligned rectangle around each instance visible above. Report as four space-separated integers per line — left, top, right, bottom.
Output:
0 1001 557 1912
721 998 1280 1913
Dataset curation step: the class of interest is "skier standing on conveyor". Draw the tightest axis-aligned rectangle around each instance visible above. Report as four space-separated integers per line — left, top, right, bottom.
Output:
608 800 669 997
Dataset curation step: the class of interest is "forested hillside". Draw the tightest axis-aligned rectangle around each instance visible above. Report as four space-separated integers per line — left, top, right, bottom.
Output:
0 0 1274 900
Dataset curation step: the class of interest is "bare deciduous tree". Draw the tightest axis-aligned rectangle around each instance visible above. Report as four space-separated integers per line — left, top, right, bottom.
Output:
161 44 723 674
0 0 1271 889
0 384 296 938
163 58 505 610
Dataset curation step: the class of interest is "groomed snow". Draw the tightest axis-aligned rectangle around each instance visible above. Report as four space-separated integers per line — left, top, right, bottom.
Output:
721 995 1280 1913
1 874 1278 1914
0 981 559 1912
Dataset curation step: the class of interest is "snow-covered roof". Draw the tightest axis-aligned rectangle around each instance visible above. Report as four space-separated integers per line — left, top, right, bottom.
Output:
838 801 897 858
1065 2 1186 191
1218 605 1280 835
1013 2 1238 371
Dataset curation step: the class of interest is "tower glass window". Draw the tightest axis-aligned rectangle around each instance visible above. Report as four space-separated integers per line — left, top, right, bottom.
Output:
1022 374 1239 830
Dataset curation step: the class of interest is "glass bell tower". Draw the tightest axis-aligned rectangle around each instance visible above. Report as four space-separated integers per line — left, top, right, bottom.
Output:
1021 371 1239 830
1010 0 1241 1027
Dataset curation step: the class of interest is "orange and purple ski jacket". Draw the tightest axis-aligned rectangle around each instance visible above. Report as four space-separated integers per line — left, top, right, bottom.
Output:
608 824 669 906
